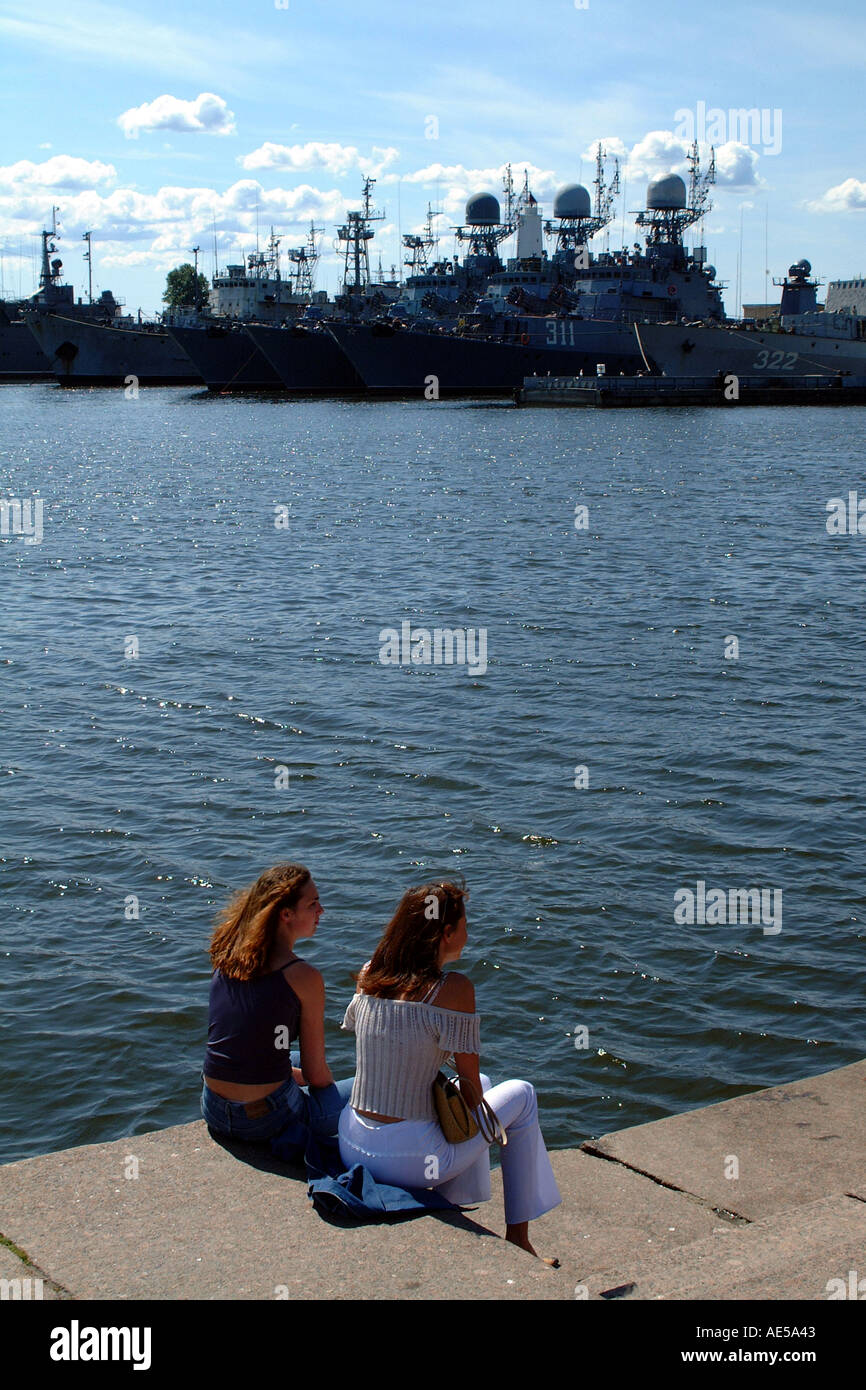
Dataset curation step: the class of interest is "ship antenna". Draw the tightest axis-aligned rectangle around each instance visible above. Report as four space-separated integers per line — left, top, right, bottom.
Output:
190 245 202 309
82 230 93 304
502 164 515 228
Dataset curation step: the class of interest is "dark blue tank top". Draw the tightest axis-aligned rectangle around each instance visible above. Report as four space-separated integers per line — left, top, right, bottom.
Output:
203 966 301 1084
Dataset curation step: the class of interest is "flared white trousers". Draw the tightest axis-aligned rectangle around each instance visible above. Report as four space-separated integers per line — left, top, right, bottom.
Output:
338 1075 561 1225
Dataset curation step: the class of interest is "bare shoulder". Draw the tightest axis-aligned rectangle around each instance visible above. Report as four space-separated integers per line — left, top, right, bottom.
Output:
434 971 476 1014
283 960 324 1002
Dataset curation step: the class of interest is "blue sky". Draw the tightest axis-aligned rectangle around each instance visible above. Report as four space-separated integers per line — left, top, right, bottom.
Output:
1 0 864 314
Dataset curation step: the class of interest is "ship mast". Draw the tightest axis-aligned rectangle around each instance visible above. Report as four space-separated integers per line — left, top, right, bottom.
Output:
593 143 620 230
635 141 715 248
402 204 440 275
544 143 619 256
336 176 384 296
288 222 322 298
82 230 93 304
38 207 62 296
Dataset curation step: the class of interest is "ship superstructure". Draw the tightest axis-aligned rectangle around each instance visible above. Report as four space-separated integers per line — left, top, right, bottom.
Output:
327 150 727 395
2 213 129 379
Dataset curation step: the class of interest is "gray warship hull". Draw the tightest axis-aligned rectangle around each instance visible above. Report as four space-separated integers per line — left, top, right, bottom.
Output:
167 323 281 391
637 321 866 379
328 317 643 395
27 314 201 385
0 311 52 380
244 324 364 393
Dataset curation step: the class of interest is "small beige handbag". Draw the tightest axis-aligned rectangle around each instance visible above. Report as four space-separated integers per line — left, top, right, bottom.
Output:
432 1065 507 1146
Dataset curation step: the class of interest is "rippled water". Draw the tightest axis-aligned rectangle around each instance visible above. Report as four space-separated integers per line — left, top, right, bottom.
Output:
1 383 864 1164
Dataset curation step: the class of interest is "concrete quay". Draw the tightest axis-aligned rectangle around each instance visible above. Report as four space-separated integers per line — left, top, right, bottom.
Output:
0 1060 862 1301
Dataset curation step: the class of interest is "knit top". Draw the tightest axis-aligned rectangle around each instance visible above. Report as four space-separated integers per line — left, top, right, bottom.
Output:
341 989 481 1121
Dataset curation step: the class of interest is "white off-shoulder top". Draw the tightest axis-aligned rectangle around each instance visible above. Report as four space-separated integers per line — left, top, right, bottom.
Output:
341 990 481 1121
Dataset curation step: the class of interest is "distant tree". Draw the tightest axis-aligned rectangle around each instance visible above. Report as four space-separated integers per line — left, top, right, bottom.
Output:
163 263 210 309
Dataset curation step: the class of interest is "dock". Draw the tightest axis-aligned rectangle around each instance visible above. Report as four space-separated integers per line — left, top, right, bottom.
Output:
517 372 866 407
1 1059 863 1301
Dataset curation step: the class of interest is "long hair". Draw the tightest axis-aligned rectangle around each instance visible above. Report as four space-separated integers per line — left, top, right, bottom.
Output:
209 863 311 980
360 880 468 1000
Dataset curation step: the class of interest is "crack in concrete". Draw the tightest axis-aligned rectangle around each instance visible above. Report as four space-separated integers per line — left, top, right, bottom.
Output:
578 1143 752 1225
0 1230 75 1300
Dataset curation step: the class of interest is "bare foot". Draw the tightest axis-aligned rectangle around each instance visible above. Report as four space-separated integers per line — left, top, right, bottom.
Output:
505 1225 560 1266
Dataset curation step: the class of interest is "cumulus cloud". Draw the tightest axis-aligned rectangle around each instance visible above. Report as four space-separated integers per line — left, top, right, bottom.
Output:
578 130 761 194
808 178 866 213
117 92 235 139
396 161 557 218
0 177 346 260
711 143 760 188
240 142 399 178
0 155 116 190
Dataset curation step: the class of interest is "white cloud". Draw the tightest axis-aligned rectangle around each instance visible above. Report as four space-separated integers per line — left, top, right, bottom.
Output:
626 130 691 182
712 144 761 189
0 177 347 262
0 155 116 191
118 93 236 139
396 161 557 217
580 137 629 164
808 178 866 213
578 131 761 196
240 142 399 179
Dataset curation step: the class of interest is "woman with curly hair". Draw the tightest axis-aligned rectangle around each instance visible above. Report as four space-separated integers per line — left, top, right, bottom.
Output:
202 863 351 1145
338 881 561 1259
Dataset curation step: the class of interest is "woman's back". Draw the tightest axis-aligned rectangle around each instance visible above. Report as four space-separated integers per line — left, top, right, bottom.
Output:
204 965 301 1085
343 972 480 1122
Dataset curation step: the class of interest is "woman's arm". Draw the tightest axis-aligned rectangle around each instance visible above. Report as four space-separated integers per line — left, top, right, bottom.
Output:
285 962 334 1089
438 973 484 1102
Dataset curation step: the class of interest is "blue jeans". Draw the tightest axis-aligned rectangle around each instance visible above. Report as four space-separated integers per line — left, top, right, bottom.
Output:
201 1054 353 1145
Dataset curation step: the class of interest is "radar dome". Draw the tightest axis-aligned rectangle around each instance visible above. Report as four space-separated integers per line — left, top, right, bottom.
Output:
647 174 687 211
789 259 812 278
465 192 500 225
704 265 716 280
553 183 592 219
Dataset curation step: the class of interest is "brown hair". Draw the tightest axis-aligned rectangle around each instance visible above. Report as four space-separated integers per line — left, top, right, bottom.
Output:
209 863 311 980
360 880 468 1000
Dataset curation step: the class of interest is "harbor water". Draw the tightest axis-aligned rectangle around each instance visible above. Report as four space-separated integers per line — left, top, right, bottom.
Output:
1 383 864 1165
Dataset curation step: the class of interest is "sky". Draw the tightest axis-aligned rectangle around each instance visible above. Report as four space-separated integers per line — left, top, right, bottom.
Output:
1 0 864 316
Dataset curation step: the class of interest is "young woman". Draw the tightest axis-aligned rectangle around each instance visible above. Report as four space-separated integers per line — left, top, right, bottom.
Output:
338 881 561 1259
201 863 352 1144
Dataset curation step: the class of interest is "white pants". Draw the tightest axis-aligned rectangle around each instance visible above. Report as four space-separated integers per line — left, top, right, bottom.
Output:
338 1075 562 1225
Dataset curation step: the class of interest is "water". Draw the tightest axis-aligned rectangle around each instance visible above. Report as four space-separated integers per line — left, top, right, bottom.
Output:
2 383 864 1165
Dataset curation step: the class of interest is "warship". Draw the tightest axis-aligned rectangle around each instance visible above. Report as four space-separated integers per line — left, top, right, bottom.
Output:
636 259 866 378
242 178 405 393
327 146 725 395
24 225 200 386
167 225 331 390
27 310 201 386
0 217 128 381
